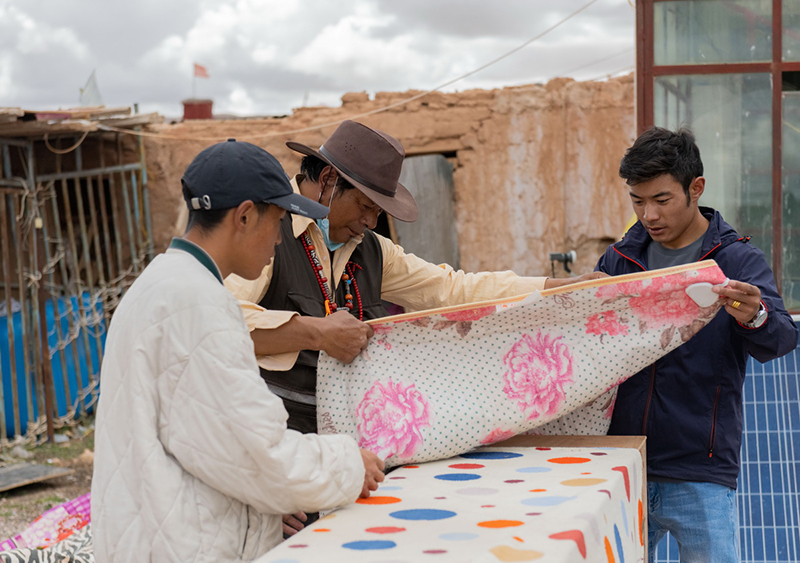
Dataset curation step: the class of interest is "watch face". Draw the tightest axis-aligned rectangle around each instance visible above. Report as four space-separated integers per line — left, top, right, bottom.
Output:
747 308 768 328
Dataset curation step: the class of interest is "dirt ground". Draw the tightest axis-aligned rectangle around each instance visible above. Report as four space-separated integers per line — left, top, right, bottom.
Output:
0 428 94 540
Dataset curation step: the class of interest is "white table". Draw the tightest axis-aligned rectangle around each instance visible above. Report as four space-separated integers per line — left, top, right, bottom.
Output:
260 437 645 563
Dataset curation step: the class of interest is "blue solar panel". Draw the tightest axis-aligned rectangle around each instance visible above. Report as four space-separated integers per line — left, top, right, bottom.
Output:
654 336 800 562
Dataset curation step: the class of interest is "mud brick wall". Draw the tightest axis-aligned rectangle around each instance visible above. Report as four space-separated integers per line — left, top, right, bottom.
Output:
141 75 635 277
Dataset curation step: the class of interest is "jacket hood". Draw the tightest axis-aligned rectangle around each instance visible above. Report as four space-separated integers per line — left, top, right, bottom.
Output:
615 206 744 265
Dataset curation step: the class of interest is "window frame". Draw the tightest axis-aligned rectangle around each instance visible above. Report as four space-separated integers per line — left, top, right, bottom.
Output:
638 0 800 308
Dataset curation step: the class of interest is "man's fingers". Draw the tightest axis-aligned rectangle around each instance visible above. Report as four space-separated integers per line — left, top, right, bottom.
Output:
282 512 307 536
716 279 759 298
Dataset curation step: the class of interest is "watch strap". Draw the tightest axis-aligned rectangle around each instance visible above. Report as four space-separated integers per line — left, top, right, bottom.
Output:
741 301 768 328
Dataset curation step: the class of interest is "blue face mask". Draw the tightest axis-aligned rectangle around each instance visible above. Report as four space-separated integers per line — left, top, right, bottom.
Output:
315 180 345 251
316 217 345 251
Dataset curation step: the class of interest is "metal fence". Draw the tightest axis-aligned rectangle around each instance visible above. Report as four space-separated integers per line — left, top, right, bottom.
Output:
0 133 153 447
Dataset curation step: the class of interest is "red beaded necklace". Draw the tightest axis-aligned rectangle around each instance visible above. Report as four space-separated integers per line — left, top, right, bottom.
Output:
300 232 363 321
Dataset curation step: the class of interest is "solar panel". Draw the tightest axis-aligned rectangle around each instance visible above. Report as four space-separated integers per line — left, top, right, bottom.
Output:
654 343 800 562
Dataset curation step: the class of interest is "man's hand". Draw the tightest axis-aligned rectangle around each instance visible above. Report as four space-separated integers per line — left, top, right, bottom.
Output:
713 279 762 324
544 271 609 289
359 449 385 498
282 511 308 536
318 311 374 363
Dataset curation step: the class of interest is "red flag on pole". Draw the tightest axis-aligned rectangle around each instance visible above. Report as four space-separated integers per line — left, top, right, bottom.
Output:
194 63 210 78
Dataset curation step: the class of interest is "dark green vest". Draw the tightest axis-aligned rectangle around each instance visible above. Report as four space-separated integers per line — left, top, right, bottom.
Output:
259 214 387 433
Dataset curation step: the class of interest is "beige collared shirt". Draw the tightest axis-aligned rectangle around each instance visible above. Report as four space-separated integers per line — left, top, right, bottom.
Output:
224 175 547 371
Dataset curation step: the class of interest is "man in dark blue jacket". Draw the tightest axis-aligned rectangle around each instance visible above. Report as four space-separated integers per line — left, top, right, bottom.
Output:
596 127 798 563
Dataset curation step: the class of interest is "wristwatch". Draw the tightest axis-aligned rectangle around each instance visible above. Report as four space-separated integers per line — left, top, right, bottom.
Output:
742 302 768 328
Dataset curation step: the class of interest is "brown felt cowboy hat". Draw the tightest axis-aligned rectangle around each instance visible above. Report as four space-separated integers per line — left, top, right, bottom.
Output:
286 120 419 222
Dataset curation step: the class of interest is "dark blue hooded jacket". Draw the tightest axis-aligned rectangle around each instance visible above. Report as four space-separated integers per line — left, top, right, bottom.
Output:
595 207 798 488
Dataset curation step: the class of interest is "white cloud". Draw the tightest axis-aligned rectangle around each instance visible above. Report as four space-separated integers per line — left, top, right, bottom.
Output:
291 12 427 85
0 0 636 115
226 86 257 115
7 3 88 59
251 44 278 65
0 52 14 101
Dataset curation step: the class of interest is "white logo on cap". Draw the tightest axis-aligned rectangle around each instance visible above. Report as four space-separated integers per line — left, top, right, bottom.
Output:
190 195 212 210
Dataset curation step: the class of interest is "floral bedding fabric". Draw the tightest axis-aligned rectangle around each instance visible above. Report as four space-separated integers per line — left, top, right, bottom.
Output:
317 261 728 467
0 493 93 562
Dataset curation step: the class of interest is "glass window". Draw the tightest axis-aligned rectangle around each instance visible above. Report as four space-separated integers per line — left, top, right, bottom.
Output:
654 1 772 65
784 0 800 61
654 74 773 270
782 86 800 309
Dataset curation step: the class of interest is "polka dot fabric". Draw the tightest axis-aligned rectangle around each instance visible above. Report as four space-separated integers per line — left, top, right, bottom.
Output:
317 261 727 467
260 446 644 562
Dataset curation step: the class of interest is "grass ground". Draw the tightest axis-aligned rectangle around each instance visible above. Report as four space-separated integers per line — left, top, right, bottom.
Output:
0 426 94 540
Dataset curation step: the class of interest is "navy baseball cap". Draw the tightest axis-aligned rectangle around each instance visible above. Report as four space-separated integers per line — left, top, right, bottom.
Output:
181 139 329 219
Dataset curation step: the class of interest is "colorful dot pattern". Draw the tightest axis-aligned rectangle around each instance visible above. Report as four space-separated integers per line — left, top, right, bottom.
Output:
261 446 643 562
317 262 726 468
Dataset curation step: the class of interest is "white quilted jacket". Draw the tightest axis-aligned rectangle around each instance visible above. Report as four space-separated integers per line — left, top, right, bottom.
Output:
91 247 364 562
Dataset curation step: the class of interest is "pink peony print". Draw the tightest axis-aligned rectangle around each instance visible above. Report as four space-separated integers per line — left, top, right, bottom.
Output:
627 274 701 329
595 278 645 301
594 269 728 340
586 310 629 338
372 324 393 336
604 393 616 419
442 305 496 322
480 428 516 445
420 305 498 338
357 379 433 460
502 331 574 420
371 324 394 351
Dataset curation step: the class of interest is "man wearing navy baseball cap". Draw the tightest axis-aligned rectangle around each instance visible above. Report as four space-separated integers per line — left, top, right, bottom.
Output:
92 139 385 563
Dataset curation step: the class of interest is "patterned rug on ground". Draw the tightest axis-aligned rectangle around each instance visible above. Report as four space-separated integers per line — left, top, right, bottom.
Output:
0 493 92 562
317 261 728 467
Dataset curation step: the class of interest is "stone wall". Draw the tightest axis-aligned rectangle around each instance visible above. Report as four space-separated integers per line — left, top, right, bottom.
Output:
141 74 635 278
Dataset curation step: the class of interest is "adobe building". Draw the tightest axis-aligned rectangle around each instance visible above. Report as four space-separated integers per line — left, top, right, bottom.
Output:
142 74 636 279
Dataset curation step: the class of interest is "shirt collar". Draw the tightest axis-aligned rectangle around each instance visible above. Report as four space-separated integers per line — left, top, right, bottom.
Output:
290 175 315 239
168 237 224 284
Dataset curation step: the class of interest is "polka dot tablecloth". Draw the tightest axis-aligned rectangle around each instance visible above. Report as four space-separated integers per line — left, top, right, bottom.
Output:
258 446 644 563
317 261 727 467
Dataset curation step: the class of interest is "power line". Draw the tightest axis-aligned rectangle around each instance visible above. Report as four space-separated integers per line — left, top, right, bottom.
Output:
562 46 634 77
588 63 635 82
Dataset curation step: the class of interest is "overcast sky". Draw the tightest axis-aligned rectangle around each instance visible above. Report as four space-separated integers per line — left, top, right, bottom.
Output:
0 0 635 118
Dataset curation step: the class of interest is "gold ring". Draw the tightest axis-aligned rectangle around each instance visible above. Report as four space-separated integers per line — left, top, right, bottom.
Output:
731 300 741 309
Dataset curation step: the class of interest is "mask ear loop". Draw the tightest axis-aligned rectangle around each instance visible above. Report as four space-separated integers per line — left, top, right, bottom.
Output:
318 168 338 214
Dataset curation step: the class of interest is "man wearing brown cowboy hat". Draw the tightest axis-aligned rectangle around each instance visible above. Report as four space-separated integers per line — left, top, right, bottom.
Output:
226 119 604 433
225 120 605 535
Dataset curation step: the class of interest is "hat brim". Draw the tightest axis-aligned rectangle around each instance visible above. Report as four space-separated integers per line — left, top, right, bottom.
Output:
267 192 330 219
286 141 419 222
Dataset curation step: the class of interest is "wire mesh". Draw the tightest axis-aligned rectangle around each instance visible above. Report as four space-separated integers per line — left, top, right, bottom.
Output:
0 134 153 447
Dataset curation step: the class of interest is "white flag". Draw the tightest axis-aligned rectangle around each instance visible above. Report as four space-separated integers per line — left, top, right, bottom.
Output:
79 70 104 107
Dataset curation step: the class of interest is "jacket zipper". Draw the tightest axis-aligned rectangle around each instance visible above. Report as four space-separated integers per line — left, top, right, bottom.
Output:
698 243 721 261
613 246 647 272
641 364 656 434
698 237 747 262
708 385 721 458
613 238 733 449
241 506 250 557
611 246 655 435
